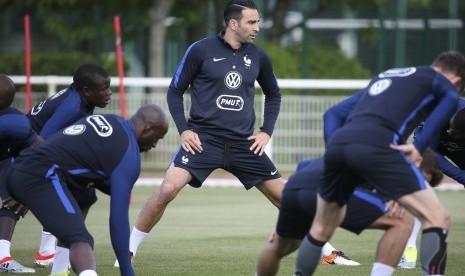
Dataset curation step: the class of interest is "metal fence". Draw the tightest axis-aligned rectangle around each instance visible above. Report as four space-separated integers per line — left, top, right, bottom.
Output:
12 91 346 173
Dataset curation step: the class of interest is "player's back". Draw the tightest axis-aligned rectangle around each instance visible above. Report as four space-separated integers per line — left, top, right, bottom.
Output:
329 66 455 147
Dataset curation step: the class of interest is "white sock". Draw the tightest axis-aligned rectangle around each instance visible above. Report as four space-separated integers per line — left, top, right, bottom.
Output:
79 269 97 276
371 262 395 276
321 242 336 257
0 240 11 259
406 217 421 249
39 231 57 254
129 227 148 255
51 246 70 274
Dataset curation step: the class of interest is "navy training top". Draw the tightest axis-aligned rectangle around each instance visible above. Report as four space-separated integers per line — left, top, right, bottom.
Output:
0 107 37 160
167 32 281 140
325 66 459 153
27 84 95 139
12 114 139 276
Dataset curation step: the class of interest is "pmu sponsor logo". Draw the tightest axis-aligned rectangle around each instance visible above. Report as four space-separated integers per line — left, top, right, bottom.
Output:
224 71 242 89
86 115 113 137
216 95 244 111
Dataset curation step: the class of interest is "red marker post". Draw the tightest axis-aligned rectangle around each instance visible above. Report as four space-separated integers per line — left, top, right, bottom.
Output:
113 15 127 119
24 15 32 112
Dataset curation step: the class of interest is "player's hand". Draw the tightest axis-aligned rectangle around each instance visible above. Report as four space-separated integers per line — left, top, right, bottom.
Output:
248 131 270 156
384 200 405 218
180 130 202 155
390 143 421 164
2 197 29 218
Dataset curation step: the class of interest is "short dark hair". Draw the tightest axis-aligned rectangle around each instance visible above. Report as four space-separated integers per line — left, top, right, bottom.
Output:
420 148 444 188
73 64 110 92
223 0 257 26
432 50 465 92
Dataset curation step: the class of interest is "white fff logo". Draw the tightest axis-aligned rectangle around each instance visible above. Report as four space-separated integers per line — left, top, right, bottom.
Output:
216 95 244 111
224 71 242 89
63 124 86 135
86 115 113 137
244 55 251 69
369 79 392 96
181 155 189 165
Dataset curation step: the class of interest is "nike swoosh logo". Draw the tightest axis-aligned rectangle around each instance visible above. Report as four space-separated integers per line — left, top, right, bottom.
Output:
271 170 278 175
213 57 226 62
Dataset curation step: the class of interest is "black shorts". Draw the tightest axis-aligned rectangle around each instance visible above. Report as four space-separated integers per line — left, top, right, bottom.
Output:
321 143 426 205
0 158 12 199
276 187 386 239
6 168 94 247
171 133 281 189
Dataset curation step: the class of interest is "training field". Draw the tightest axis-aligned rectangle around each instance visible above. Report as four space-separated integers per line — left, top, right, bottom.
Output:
10 185 465 275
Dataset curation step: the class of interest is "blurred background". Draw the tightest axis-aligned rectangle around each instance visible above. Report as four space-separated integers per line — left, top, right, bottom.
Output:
0 0 463 173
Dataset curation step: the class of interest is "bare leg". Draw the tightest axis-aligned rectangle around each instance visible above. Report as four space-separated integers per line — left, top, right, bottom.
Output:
0 216 15 241
255 178 284 209
369 211 414 267
69 242 95 275
256 231 300 276
135 165 191 232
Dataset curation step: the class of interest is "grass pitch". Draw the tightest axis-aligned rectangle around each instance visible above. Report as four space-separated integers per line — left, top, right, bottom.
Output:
10 186 465 275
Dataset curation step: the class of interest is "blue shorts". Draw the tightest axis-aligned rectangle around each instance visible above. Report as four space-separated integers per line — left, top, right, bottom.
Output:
171 133 281 189
321 143 426 205
6 168 94 248
276 187 386 239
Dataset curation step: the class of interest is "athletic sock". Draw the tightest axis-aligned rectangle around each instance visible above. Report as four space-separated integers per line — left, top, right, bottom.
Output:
78 269 97 276
51 246 70 274
406 217 421 249
0 240 11 259
294 234 325 275
39 231 57 254
129 227 148 255
420 227 448 275
321 242 337 257
371 262 395 276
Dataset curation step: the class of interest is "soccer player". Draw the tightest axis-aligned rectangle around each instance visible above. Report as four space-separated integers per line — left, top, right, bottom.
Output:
26 63 112 268
0 73 43 273
6 104 169 276
119 0 284 264
256 148 443 275
295 50 465 276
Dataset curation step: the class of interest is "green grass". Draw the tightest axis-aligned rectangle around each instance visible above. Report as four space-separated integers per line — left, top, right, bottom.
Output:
10 187 465 275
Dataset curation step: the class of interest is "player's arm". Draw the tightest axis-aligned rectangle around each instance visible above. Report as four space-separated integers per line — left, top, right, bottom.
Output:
108 169 136 276
256 48 281 138
323 91 363 143
39 96 82 138
435 152 465 186
166 41 203 136
413 74 459 153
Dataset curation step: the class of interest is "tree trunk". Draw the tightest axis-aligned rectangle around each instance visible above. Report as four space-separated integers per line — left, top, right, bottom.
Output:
148 0 175 87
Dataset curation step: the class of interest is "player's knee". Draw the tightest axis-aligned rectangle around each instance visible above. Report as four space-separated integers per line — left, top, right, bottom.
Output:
158 181 182 202
62 230 94 249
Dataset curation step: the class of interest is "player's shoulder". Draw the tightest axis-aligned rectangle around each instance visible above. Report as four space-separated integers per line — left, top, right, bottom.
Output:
0 106 24 116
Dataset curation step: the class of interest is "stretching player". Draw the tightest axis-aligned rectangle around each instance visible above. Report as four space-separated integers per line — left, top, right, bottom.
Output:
116 0 285 266
26 64 112 268
296 51 465 275
256 148 443 275
6 104 169 276
0 74 43 273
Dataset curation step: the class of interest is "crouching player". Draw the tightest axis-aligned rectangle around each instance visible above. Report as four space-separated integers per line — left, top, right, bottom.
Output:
256 148 442 276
